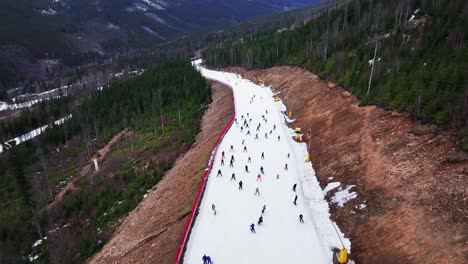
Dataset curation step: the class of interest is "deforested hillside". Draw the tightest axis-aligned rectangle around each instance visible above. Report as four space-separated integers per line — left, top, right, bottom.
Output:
203 0 468 148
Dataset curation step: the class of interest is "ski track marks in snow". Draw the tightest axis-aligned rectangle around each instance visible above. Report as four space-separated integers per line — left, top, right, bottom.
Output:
184 60 350 264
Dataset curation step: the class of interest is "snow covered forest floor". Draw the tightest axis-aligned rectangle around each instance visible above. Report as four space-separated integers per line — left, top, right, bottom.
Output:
183 60 350 263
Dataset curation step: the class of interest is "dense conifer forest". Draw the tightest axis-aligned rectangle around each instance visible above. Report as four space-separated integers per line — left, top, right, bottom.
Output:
203 0 468 148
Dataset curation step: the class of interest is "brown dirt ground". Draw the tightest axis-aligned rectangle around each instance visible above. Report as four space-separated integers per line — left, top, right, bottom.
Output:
228 66 467 264
88 81 234 264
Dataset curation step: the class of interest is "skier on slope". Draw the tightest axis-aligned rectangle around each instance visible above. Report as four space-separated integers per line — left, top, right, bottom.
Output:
248 157 252 163
255 133 259 140
202 254 213 264
260 166 264 174
257 174 262 182
230 145 234 152
299 214 304 223
278 135 281 141
243 146 247 152
211 204 216 215
222 151 225 158
285 163 289 170
254 187 260 196
239 181 243 190
261 152 264 159
273 124 276 130
231 173 236 181
250 223 256 233
265 132 268 139
293 195 298 206
287 153 290 158
231 155 235 162
293 183 297 192
258 215 263 225
276 173 280 179
246 130 251 135
245 165 249 172
262 205 266 214
221 158 224 166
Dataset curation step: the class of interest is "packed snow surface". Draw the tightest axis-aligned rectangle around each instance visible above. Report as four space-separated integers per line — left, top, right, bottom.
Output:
184 60 350 263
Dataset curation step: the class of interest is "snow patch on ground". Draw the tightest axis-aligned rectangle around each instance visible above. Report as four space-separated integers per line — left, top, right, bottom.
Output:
331 185 357 207
323 182 341 195
0 115 72 153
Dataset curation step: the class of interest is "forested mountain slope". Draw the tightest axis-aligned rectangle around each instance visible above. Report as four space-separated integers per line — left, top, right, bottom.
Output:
203 0 468 148
0 0 322 89
0 58 212 263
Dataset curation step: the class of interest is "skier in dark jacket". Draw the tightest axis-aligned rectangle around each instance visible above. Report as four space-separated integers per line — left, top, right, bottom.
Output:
299 214 304 223
293 183 297 192
217 169 222 177
293 195 298 205
260 166 264 174
202 254 212 264
230 145 234 152
231 173 236 181
262 205 266 214
258 216 263 225
239 181 243 190
245 165 249 172
261 152 264 159
250 223 256 233
230 159 234 168
221 158 224 166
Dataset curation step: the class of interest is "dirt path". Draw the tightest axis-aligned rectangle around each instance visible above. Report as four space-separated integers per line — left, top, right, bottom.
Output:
89 81 234 264
229 66 467 263
45 129 127 210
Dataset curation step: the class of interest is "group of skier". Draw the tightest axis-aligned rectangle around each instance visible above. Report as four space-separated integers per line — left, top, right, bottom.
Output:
204 107 306 262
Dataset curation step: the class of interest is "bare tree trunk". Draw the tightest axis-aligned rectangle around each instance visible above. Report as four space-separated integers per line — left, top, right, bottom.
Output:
367 39 379 96
31 209 43 239
324 0 330 60
159 90 164 134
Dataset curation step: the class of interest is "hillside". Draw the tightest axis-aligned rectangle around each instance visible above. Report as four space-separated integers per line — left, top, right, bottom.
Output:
203 0 468 148
0 58 212 263
0 0 322 89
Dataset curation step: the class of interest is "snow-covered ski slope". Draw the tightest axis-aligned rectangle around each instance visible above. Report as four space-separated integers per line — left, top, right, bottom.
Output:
184 60 350 264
